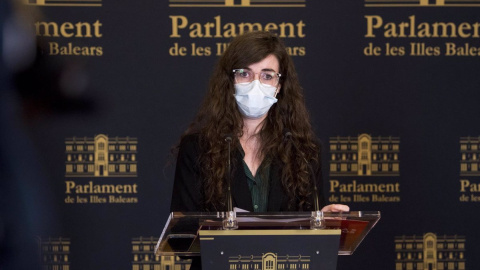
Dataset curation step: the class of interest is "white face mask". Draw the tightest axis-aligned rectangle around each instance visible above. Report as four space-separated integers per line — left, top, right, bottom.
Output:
234 80 278 119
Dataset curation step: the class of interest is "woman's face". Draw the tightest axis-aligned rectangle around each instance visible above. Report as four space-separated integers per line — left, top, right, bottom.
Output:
244 54 281 93
234 54 281 95
233 54 282 120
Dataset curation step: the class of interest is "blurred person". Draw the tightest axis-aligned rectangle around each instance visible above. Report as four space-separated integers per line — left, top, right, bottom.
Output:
1 1 43 269
1 1 92 268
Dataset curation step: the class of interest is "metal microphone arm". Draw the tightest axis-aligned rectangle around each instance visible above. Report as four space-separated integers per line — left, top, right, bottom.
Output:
223 135 238 230
284 129 325 229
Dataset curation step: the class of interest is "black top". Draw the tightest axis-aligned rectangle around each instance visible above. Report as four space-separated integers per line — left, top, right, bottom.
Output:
170 134 326 212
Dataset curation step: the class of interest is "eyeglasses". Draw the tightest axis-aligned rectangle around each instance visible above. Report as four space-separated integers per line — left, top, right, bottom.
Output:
233 69 281 87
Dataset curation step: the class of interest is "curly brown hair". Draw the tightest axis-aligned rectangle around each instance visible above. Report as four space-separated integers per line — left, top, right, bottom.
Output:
178 31 320 211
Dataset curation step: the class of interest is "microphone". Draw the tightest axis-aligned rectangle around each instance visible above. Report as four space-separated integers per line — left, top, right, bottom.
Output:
283 129 324 229
224 134 233 212
223 134 237 230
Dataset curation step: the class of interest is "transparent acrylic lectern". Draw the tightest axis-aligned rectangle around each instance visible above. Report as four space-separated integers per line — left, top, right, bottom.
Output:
155 211 380 270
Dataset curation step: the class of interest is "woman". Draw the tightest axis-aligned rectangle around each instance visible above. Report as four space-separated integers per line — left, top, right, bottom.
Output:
170 31 348 213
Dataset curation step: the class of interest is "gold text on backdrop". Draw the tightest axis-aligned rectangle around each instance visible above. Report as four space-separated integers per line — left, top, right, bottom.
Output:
365 15 480 38
170 15 306 38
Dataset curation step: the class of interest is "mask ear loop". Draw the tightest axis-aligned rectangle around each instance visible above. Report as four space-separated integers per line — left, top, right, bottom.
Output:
274 84 281 98
274 73 282 97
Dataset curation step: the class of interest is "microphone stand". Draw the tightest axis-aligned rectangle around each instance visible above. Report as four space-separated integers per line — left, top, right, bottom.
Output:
284 130 325 229
308 161 324 230
223 135 238 230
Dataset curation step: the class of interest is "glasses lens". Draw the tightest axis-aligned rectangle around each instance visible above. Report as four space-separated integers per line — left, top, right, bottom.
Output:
233 69 253 84
260 71 279 86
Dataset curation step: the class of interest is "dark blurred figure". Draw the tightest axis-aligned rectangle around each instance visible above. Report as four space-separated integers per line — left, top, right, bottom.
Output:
1 1 93 268
1 1 44 268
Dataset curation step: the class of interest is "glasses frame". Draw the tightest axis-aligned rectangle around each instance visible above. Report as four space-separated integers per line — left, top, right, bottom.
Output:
232 69 282 87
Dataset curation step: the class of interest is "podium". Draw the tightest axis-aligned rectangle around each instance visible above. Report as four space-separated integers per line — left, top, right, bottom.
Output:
155 211 380 270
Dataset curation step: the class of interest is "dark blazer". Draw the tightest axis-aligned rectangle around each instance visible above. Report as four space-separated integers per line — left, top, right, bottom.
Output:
170 134 326 212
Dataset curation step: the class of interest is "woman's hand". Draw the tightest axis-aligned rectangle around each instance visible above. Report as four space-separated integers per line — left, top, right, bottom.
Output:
321 204 350 212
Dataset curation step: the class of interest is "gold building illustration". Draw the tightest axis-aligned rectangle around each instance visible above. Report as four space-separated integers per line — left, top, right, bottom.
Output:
226 0 251 6
132 237 191 270
24 0 102 7
38 237 70 270
65 134 137 177
169 0 306 8
460 136 480 176
365 0 480 7
329 134 400 176
228 253 311 270
419 0 444 5
395 233 466 270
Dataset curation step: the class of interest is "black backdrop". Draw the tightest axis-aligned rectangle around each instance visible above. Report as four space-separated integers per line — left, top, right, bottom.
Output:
2 0 480 269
